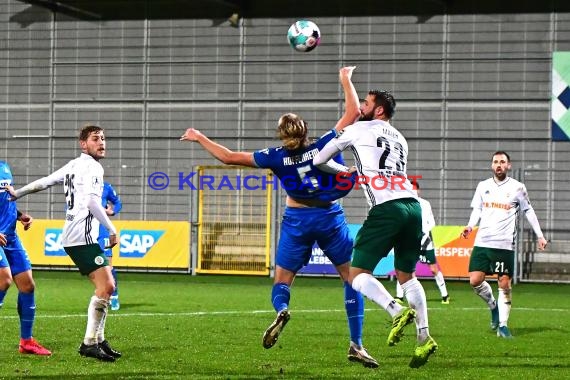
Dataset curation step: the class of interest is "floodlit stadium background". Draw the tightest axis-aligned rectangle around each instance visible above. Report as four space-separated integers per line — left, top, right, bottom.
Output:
2 0 570 282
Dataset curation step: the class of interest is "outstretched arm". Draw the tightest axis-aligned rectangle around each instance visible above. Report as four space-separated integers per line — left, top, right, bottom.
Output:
5 164 68 201
180 128 256 167
334 66 360 132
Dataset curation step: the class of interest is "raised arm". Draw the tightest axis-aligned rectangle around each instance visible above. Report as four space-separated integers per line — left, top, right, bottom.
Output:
334 66 360 132
180 128 256 167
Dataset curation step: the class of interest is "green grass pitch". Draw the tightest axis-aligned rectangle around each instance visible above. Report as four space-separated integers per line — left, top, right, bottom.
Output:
0 271 569 379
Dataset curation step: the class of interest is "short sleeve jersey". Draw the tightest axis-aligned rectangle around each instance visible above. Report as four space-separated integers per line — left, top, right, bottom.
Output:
470 177 531 251
252 129 354 202
0 161 18 235
61 153 105 247
327 119 417 208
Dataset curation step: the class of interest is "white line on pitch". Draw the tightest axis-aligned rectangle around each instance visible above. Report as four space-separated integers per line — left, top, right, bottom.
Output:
0 306 568 320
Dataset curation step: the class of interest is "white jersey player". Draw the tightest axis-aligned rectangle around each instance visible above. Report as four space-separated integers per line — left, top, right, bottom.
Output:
13 154 114 247
318 118 418 208
469 177 534 251
314 89 437 368
461 151 547 339
6 124 122 362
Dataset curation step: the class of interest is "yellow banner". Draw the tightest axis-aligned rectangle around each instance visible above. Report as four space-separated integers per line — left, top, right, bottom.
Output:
17 219 190 269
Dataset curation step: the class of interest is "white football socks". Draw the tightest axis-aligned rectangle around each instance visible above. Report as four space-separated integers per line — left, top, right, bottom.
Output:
434 271 448 298
473 281 497 310
352 273 402 317
402 277 430 342
84 296 109 345
497 287 512 327
396 280 404 299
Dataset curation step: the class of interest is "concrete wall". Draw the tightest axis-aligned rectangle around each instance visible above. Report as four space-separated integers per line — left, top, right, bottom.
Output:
2 2 570 243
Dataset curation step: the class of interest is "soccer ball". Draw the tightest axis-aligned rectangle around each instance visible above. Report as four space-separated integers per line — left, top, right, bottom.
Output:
287 20 321 52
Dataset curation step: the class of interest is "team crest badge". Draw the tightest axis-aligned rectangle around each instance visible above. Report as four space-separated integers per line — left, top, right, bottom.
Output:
94 256 105 265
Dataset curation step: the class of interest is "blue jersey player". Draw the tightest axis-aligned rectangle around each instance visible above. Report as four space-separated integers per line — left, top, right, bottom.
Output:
98 182 122 311
180 67 379 368
0 161 51 356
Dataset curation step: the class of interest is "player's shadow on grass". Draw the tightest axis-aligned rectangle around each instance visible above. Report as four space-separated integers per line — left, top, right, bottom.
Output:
513 326 570 336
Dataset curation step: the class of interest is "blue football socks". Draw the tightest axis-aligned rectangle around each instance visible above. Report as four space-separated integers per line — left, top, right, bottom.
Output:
271 283 291 313
0 289 6 308
17 291 35 339
344 281 364 347
111 267 118 297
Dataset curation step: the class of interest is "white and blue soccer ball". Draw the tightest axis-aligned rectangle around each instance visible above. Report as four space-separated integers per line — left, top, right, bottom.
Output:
287 20 321 52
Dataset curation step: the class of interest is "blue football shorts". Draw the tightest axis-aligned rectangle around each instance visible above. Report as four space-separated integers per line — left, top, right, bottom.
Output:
276 202 353 273
0 233 32 276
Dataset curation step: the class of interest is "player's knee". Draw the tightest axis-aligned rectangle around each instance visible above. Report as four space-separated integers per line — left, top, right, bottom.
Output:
97 281 115 298
470 278 483 288
18 282 35 293
498 277 511 289
469 273 484 288
335 263 350 282
0 276 12 290
106 282 116 297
